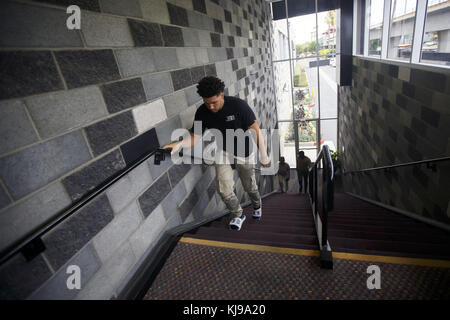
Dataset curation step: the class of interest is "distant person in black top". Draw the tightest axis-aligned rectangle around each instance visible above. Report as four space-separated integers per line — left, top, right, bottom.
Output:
163 76 270 231
277 157 290 193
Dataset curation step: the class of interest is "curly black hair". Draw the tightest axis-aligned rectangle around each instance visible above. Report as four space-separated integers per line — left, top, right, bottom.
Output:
196 76 225 98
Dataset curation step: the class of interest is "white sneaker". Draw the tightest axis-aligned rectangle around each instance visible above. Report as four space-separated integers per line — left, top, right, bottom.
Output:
253 206 262 219
229 214 246 231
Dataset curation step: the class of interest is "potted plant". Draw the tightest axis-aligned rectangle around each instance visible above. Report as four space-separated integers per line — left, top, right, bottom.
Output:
330 149 341 175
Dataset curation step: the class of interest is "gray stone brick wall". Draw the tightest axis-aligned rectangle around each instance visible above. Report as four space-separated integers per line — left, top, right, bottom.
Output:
0 0 276 299
339 56 450 226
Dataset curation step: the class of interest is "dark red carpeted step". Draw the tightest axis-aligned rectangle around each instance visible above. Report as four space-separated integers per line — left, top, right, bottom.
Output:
191 226 318 246
184 192 317 250
326 223 447 237
328 229 450 244
330 236 450 257
326 193 450 260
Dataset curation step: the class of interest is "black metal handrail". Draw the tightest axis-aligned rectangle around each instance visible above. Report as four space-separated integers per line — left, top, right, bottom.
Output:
308 145 334 269
0 145 271 266
343 156 450 174
0 147 173 266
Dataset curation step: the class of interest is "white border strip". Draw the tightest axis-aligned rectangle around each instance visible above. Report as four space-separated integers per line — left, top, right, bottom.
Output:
411 0 428 63
381 0 391 59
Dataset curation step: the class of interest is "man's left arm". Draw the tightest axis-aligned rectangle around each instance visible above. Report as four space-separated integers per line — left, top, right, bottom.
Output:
248 120 270 167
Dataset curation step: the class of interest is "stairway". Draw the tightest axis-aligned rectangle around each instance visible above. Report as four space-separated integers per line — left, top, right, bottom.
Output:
328 193 450 260
185 191 450 261
184 192 319 251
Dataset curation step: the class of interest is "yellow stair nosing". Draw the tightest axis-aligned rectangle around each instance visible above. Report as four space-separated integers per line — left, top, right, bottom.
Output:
180 237 450 268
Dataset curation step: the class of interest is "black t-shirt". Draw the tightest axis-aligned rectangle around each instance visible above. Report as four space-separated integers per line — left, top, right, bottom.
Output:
189 96 257 157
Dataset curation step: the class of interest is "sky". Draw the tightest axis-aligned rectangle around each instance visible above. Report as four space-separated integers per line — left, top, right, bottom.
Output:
288 12 332 45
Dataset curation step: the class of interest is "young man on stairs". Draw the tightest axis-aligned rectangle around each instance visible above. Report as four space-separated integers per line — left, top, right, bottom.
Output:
163 76 270 231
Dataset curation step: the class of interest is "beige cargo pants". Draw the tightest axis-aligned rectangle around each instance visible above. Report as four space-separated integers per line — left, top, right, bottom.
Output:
214 150 261 219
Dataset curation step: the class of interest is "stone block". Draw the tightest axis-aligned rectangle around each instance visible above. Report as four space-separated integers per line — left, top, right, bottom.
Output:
76 241 136 300
184 86 202 106
0 100 39 156
62 149 126 201
0 1 83 48
204 63 217 76
138 174 171 217
180 104 198 130
33 0 100 11
198 30 212 47
167 3 189 27
207 48 227 62
100 0 142 17
54 50 121 89
115 47 156 77
28 244 100 300
168 163 192 187
139 0 170 24
210 32 221 47
82 12 134 47
142 72 173 100
190 66 205 84
84 111 138 156
176 48 196 68
161 177 187 220
171 69 193 91
193 48 209 64
183 165 203 194
0 253 51 300
92 201 142 263
120 128 160 166
151 48 180 71
154 115 182 146
43 194 114 271
187 10 204 30
106 161 152 214
169 0 193 10
26 86 107 140
163 90 188 118
0 51 63 100
179 188 199 222
127 19 163 47
101 78 146 114
129 204 166 258
161 25 184 47
193 0 207 14
147 154 172 181
132 99 168 133
0 182 71 254
182 29 201 47
0 130 91 200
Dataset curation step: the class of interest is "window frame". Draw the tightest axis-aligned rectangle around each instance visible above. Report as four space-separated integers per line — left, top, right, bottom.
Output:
353 0 450 70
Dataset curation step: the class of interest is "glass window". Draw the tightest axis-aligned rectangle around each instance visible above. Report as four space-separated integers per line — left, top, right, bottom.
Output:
388 0 417 61
317 10 337 56
279 121 297 168
297 120 318 162
318 62 337 119
354 0 366 55
273 60 293 121
320 119 337 152
368 0 385 56
420 0 450 66
293 57 319 120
